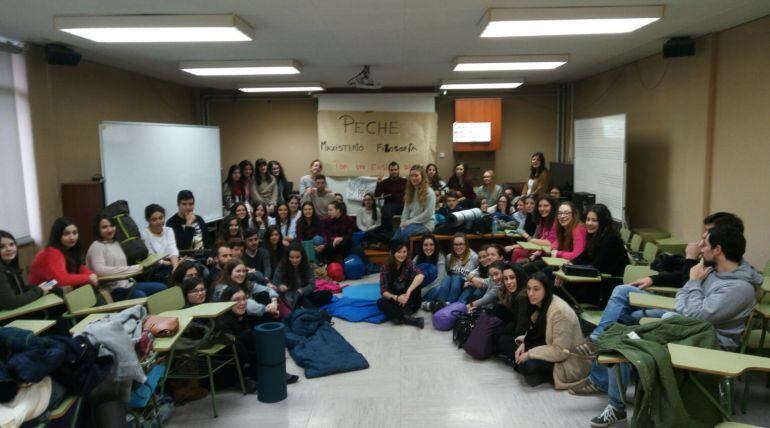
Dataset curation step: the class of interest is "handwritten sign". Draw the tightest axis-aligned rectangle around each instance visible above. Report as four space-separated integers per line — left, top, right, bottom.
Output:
318 110 438 177
345 177 378 202
453 122 491 143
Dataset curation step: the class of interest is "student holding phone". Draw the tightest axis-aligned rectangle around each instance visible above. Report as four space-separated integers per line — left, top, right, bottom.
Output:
0 230 55 310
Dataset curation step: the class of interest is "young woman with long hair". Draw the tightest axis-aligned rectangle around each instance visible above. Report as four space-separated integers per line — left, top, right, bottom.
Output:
263 225 285 272
271 242 332 312
217 214 244 245
299 159 323 196
254 158 277 212
507 195 559 264
393 165 436 241
29 217 98 289
356 193 381 232
551 201 587 261
250 201 269 240
0 230 55 310
269 202 297 247
377 240 425 328
446 162 476 208
211 258 280 320
223 164 245 210
492 263 530 358
412 235 446 298
238 160 255 205
521 152 551 197
230 202 251 231
319 201 355 263
475 169 502 203
287 195 302 222
421 233 479 311
268 160 291 204
425 163 445 192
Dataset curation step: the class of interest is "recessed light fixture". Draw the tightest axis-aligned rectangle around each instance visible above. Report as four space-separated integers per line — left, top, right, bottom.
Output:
454 54 568 72
54 14 254 42
439 79 524 91
238 82 325 93
180 60 301 76
480 6 664 37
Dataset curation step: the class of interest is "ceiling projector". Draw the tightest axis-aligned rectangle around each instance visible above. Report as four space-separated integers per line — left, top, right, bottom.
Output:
348 65 382 89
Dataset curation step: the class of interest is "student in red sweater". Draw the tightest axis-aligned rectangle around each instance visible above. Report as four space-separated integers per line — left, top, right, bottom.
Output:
29 217 98 288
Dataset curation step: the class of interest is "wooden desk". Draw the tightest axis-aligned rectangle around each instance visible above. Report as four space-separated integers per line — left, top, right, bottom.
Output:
139 253 167 269
6 319 57 335
154 316 193 352
518 241 551 252
629 293 675 311
654 237 687 256
70 297 147 317
542 257 569 268
69 313 110 334
554 270 602 283
668 343 770 377
0 294 64 321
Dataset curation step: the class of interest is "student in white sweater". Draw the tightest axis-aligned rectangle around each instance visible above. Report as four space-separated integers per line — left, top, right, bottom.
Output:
141 204 180 272
356 193 382 232
393 165 436 241
87 214 167 301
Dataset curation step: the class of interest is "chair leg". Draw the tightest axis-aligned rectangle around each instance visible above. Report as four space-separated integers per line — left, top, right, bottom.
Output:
231 345 247 395
159 350 175 396
741 373 750 414
206 356 218 418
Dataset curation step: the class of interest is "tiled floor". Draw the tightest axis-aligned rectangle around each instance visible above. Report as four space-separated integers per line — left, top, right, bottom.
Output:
166 275 770 428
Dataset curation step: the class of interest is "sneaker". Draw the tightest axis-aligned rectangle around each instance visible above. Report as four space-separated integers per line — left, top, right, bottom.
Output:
590 404 627 427
286 373 300 384
432 300 448 313
568 377 603 396
420 302 432 312
567 339 599 359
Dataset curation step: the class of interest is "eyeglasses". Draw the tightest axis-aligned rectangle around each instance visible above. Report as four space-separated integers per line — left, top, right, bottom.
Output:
187 288 206 294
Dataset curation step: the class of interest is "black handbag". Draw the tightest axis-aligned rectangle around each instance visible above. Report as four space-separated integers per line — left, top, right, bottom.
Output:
562 264 601 278
452 310 479 348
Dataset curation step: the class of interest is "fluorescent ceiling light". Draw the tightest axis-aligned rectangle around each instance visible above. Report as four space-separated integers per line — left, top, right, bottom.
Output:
54 14 254 42
454 54 568 71
440 79 524 91
238 82 325 93
480 6 663 37
181 60 301 76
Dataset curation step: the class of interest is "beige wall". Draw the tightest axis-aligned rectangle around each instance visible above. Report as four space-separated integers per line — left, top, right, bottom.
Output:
22 45 197 262
572 15 770 267
210 94 557 191
710 16 770 267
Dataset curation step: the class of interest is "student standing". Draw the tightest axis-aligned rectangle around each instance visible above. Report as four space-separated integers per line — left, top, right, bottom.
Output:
521 152 551 197
238 160 256 206
223 164 245 210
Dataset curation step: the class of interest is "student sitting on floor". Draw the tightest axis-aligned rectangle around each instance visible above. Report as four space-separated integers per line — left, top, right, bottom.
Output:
460 243 505 303
377 240 425 329
412 235 446 298
319 201 356 264
170 259 204 288
493 263 530 363
296 201 324 261
393 165 437 241
211 259 280 321
0 230 55 310
29 217 98 289
242 227 272 284
271 242 332 315
356 193 382 234
513 272 590 388
87 213 167 300
507 195 559 264
263 225 286 273
268 202 297 247
466 260 506 312
569 224 762 428
141 203 180 283
421 233 479 311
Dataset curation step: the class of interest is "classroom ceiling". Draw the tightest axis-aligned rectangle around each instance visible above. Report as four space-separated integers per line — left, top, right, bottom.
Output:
1 0 769 90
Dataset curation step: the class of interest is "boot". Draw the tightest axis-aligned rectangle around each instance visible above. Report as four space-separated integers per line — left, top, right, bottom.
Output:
402 315 425 329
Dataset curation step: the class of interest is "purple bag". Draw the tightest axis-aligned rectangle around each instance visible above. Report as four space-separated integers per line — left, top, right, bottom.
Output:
463 313 503 360
431 302 467 331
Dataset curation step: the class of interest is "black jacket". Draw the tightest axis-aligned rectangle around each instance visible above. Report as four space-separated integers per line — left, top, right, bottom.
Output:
0 262 43 310
571 232 629 277
166 213 211 251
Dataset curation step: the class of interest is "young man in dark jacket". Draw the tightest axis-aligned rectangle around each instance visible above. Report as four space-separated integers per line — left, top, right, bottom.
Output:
166 190 211 253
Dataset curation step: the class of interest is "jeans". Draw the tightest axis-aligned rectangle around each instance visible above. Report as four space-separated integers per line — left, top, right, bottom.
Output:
392 223 430 242
589 284 667 342
435 275 465 303
458 286 484 304
589 360 633 410
111 281 167 300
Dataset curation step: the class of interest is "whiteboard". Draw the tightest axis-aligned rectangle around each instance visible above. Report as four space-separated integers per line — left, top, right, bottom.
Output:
574 114 626 222
99 121 223 223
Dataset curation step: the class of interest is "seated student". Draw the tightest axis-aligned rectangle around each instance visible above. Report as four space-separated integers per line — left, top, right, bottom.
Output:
268 202 296 247
268 160 291 205
509 197 528 234
29 217 98 289
271 242 332 313
492 263 530 362
287 195 302 222
426 163 446 193
393 165 437 241
239 160 256 206
300 174 336 220
507 195 558 264
333 193 344 204
230 202 251 231
413 235 446 298
87 214 167 300
549 186 562 200
422 233 479 310
0 230 56 310
475 169 502 202
570 225 762 427
446 162 476 208
211 259 280 321
141 204 180 282
170 259 204 288
250 201 269 240
216 214 243 245
356 193 382 233
377 240 425 329
550 201 587 260
228 237 245 260
434 191 462 235
263 225 286 273
222 164 245 210
254 158 278 213
461 243 505 303
513 272 590 388
375 161 407 231
475 197 489 214
319 201 355 264
296 201 324 259
488 195 512 220
466 260 506 312
299 159 323 197
503 187 516 202
166 190 211 254
215 285 299 390
522 195 538 237
242 228 272 284
207 243 233 286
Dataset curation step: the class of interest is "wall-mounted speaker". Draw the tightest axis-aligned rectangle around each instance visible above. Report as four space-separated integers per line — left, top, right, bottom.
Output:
663 37 695 58
44 43 81 66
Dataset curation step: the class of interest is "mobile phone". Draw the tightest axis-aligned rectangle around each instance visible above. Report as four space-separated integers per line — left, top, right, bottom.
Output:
42 279 57 289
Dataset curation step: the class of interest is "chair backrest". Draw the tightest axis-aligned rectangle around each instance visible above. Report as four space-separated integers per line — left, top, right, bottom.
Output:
302 240 316 264
64 285 96 314
622 265 658 284
642 242 659 264
620 227 631 244
629 234 643 252
146 286 185 315
764 260 770 276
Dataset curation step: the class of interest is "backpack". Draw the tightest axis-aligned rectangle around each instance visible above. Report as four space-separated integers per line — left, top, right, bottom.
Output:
431 303 466 331
651 252 686 274
471 214 494 235
102 200 148 265
463 312 504 360
452 310 479 348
